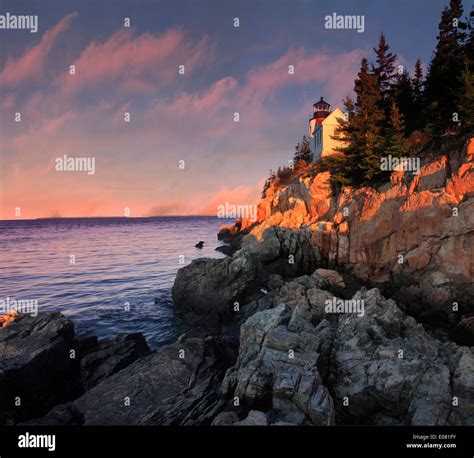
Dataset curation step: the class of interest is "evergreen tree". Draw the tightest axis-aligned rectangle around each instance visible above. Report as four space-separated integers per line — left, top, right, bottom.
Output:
412 59 424 101
458 57 474 134
354 58 386 181
293 135 313 164
331 59 386 184
330 96 358 186
457 7 474 134
411 59 424 131
392 69 415 134
372 33 397 107
424 0 467 137
385 102 411 157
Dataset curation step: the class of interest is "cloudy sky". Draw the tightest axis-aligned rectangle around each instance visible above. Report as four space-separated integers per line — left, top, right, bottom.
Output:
0 0 463 219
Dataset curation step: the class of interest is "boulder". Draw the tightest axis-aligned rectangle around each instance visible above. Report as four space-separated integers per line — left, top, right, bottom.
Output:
314 268 346 289
80 333 151 390
0 313 80 424
172 255 257 333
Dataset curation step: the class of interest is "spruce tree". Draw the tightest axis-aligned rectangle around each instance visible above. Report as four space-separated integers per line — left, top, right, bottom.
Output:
293 135 313 164
411 59 424 131
355 58 386 181
330 96 358 186
458 57 474 134
372 33 397 109
331 59 386 184
392 69 415 134
385 102 411 158
424 0 467 138
457 7 474 134
413 59 424 100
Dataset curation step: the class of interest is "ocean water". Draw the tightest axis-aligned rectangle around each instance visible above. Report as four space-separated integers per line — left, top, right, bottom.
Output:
0 217 226 348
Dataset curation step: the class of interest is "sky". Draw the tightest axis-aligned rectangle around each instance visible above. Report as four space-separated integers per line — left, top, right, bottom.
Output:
0 0 469 219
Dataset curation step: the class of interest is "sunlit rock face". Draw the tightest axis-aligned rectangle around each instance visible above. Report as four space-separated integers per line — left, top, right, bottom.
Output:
0 311 20 328
254 139 474 313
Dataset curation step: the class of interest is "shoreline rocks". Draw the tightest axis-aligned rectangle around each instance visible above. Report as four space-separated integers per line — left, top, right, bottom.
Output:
0 313 80 424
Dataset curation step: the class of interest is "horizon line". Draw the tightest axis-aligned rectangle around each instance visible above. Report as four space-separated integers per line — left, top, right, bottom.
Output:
0 214 237 222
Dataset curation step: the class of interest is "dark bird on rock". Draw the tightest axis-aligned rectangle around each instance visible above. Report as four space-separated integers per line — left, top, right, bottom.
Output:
195 241 204 249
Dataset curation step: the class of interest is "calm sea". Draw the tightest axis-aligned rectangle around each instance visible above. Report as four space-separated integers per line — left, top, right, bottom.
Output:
0 217 226 348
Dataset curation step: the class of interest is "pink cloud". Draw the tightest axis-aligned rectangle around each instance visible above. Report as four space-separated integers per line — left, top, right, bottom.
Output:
168 76 238 114
0 12 77 88
56 27 213 97
241 47 364 105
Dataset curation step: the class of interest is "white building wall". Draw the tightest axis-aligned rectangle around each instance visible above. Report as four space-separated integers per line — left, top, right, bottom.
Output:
313 125 323 162
312 108 346 162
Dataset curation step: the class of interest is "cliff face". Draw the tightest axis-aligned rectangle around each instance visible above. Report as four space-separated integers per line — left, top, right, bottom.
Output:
253 139 474 313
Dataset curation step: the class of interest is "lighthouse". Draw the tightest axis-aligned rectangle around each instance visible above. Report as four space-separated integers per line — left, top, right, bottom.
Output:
308 97 346 161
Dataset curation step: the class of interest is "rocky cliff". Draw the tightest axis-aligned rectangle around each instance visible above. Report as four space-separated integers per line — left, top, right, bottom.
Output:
255 138 474 315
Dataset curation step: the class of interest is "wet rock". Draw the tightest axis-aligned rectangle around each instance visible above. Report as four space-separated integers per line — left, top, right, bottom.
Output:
215 244 234 256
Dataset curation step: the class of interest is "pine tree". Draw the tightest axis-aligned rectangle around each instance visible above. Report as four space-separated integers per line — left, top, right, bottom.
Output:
385 102 411 157
424 0 467 138
293 135 313 164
